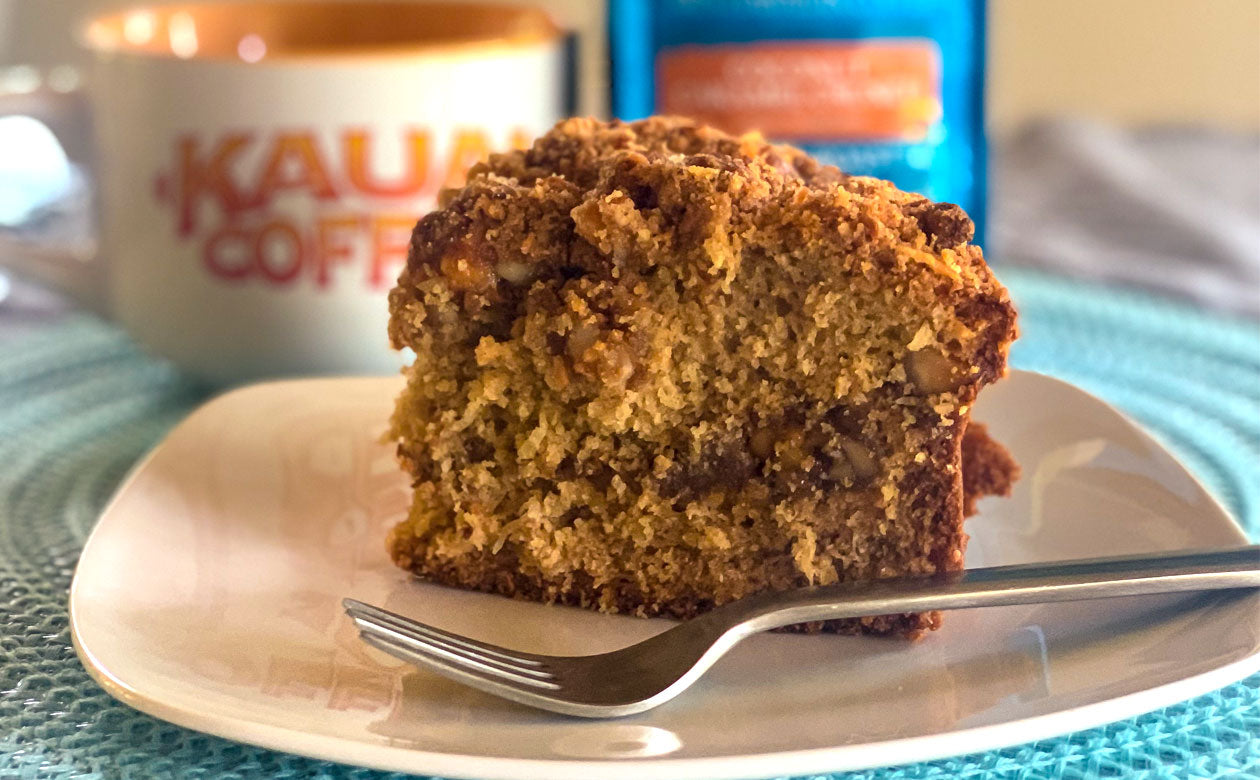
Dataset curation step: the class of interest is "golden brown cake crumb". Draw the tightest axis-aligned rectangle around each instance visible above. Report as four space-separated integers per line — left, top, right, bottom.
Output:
387 116 1018 637
962 422 1021 516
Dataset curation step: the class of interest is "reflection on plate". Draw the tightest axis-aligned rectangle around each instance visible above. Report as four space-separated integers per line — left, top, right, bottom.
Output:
70 371 1260 780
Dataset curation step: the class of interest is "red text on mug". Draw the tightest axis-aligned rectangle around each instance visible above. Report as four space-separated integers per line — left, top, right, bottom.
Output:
152 128 530 290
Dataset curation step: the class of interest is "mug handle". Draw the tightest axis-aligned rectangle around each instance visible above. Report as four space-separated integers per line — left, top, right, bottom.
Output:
0 66 105 313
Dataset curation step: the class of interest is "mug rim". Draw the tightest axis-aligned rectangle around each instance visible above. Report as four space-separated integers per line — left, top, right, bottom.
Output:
79 0 562 63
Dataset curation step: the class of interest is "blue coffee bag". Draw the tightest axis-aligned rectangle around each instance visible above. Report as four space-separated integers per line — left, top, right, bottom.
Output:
610 0 987 242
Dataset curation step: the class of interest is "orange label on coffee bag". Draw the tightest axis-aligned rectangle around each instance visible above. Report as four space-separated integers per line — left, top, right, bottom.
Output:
658 40 940 141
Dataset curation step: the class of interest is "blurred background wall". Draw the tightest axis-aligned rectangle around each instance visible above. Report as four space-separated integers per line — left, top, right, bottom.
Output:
988 0 1260 132
1 0 1257 131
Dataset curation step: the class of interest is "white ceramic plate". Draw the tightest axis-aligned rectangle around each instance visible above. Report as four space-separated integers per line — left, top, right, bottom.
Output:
70 371 1260 780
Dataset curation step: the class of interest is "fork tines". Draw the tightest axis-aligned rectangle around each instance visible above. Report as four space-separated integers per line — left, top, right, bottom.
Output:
342 599 561 690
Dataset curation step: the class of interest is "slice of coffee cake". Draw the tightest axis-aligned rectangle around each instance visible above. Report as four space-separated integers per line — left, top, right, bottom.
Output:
386 117 1018 636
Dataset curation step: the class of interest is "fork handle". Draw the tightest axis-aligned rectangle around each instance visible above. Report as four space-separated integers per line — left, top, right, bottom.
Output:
726 545 1260 634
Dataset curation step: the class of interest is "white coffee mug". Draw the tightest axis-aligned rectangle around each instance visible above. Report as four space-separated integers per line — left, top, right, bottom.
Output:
0 1 566 383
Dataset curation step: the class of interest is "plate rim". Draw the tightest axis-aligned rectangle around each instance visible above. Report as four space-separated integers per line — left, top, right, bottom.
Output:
68 370 1259 780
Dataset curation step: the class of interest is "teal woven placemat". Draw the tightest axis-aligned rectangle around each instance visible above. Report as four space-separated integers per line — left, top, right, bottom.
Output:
2 268 1257 780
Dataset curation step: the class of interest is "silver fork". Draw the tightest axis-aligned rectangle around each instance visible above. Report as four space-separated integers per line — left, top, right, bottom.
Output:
345 545 1260 718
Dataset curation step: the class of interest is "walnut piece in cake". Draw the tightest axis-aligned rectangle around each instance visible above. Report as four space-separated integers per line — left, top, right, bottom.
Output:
386 117 1018 637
